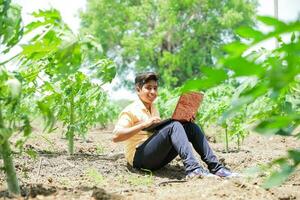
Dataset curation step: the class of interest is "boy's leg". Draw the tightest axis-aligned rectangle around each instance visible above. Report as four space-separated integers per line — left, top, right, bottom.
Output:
182 122 223 173
133 121 200 173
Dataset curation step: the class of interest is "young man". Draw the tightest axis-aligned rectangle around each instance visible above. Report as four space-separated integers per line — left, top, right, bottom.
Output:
112 72 237 178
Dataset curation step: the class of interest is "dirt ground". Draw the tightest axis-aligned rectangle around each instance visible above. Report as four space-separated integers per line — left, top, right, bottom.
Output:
0 122 299 200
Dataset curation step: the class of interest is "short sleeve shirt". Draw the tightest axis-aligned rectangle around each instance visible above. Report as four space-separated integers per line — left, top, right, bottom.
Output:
113 98 160 165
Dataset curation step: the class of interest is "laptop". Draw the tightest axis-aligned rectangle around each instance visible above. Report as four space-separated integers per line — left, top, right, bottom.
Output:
143 92 204 132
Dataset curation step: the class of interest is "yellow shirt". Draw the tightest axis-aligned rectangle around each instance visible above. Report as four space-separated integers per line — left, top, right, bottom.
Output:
113 98 160 166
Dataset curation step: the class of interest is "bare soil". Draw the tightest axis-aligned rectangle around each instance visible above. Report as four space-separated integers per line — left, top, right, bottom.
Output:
0 123 299 200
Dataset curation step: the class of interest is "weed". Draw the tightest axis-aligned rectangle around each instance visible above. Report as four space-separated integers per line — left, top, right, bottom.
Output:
96 145 105 155
118 169 154 186
85 168 105 186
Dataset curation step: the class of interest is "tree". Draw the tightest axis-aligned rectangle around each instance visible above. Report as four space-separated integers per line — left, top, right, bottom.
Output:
80 0 257 87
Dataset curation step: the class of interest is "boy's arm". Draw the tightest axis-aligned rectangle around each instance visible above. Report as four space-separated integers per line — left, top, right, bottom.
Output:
112 116 161 142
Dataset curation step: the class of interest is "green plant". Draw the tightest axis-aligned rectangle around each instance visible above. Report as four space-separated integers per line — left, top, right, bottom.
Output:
18 9 117 155
0 1 28 195
183 16 300 187
95 144 105 155
261 149 300 188
118 172 154 187
59 177 72 187
156 87 180 119
0 2 116 195
85 168 105 186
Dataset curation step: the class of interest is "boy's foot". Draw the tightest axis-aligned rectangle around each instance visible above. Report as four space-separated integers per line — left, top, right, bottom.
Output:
186 167 217 180
214 168 239 178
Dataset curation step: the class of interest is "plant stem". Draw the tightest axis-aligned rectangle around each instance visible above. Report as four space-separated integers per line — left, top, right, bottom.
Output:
0 139 20 196
237 133 240 151
225 127 229 153
68 90 75 155
0 54 19 66
0 109 19 195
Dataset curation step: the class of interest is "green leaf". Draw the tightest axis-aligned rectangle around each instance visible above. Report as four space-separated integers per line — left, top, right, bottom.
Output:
239 81 269 98
257 16 287 30
31 9 62 23
24 20 49 34
223 42 248 57
22 115 32 137
92 60 116 83
262 162 293 188
255 115 298 135
0 3 23 52
182 68 228 92
37 101 55 132
235 26 264 41
288 149 300 165
275 126 297 136
220 95 254 122
290 32 296 43
224 57 264 77
202 67 228 82
25 149 38 160
0 128 13 144
282 102 293 114
181 79 202 92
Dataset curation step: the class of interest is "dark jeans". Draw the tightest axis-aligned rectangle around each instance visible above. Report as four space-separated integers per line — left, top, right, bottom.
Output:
133 121 223 173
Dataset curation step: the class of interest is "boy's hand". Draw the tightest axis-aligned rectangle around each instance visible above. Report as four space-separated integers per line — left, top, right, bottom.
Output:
142 117 161 128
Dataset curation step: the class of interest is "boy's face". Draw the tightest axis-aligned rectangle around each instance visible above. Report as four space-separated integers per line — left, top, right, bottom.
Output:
137 80 158 105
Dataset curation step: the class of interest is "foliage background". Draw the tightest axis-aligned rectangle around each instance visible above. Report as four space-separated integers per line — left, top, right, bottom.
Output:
80 0 258 87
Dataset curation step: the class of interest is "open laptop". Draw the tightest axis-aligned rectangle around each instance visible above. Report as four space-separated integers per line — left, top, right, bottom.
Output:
143 92 204 132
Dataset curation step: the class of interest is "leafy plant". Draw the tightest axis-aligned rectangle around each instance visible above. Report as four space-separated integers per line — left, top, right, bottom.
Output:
18 9 117 155
0 1 27 196
156 87 180 119
262 149 300 188
0 2 117 195
0 0 23 55
118 172 153 186
183 16 300 187
0 71 23 195
85 168 105 186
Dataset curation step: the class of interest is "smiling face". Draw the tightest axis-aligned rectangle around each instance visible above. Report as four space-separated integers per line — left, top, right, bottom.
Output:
136 80 158 107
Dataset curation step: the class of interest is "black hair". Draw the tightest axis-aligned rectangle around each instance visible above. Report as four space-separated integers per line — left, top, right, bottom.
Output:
135 72 158 89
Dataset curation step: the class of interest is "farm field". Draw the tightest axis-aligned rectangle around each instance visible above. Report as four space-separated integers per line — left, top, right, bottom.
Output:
0 123 299 200
1 0 300 199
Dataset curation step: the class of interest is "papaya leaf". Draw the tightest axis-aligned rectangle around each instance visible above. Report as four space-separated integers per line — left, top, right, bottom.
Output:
235 26 264 41
262 161 294 189
257 16 287 30
255 115 299 135
91 60 116 83
288 149 300 165
224 57 264 77
37 101 55 133
223 42 248 57
182 68 228 92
